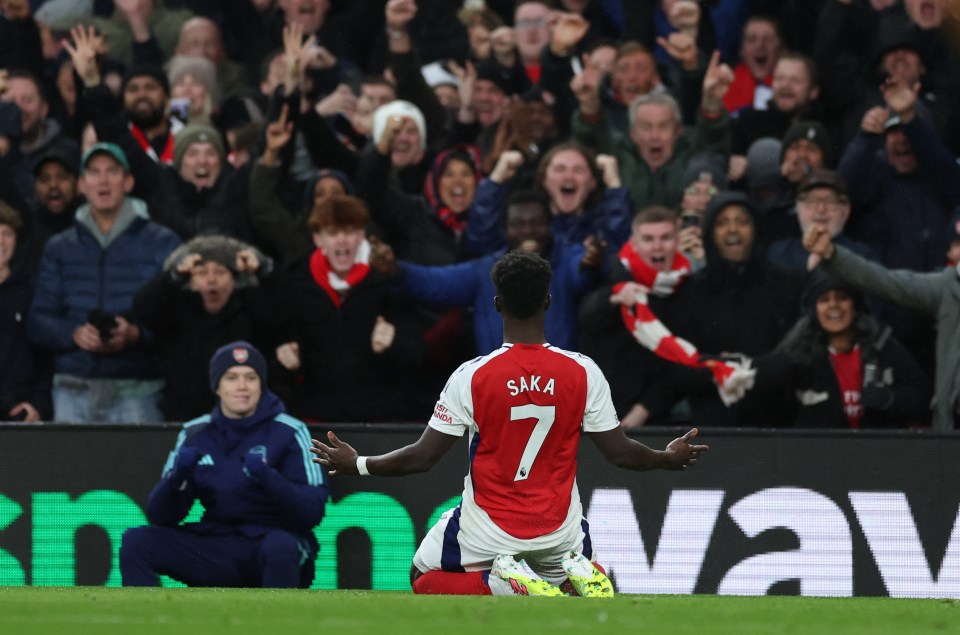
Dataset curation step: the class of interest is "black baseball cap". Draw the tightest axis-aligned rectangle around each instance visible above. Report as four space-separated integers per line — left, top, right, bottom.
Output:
797 169 848 198
32 144 80 176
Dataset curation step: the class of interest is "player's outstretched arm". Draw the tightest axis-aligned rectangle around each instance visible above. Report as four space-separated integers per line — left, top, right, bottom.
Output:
588 427 708 471
311 427 459 476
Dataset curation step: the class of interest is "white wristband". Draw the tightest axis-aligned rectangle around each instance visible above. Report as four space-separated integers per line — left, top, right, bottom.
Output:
356 456 370 476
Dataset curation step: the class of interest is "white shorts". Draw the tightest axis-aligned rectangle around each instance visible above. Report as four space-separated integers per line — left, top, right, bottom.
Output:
412 504 598 586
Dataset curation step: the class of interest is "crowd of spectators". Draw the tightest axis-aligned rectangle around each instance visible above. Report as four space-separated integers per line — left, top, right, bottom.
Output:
1 0 958 430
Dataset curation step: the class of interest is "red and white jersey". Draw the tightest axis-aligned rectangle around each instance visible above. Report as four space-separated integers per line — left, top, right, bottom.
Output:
429 343 619 540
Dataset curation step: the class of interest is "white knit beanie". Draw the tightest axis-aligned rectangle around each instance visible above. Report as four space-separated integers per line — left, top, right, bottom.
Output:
372 100 427 150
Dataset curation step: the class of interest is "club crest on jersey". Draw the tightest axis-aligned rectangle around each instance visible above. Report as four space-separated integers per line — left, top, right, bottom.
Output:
506 375 555 396
233 347 249 364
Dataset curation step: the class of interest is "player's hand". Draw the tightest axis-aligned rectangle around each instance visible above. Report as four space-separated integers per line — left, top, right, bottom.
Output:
311 431 360 475
662 427 708 470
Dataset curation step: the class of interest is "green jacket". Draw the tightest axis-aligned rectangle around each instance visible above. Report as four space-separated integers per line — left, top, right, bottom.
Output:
572 108 730 212
824 245 960 431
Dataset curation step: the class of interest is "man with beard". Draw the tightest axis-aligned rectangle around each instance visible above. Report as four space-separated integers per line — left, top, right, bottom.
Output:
66 24 181 179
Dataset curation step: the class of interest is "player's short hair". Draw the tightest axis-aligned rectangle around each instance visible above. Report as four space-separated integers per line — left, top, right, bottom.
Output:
308 194 369 232
491 250 552 320
633 205 678 229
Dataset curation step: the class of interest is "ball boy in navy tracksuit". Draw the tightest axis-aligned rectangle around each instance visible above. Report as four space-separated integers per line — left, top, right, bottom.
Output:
120 341 328 587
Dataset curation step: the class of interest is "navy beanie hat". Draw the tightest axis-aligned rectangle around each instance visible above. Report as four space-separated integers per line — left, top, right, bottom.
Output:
209 341 267 392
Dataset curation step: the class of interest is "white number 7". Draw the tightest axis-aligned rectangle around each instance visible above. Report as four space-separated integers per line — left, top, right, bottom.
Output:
510 404 556 481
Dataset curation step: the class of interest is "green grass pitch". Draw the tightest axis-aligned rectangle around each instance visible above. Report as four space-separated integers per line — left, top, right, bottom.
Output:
1 588 957 635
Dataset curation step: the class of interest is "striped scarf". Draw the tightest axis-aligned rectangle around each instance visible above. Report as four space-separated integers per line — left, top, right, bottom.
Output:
615 242 755 406
308 240 371 308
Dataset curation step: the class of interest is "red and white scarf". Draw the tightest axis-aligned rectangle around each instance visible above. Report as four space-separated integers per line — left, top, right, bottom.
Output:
308 239 371 308
127 117 182 165
615 242 755 406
